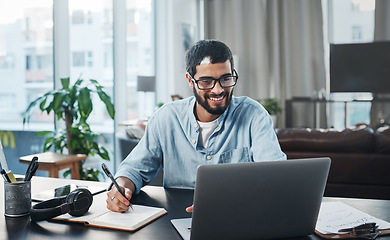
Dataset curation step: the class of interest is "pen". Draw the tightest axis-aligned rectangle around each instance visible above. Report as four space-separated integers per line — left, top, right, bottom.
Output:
1 169 10 182
101 163 134 211
26 161 39 181
24 156 39 181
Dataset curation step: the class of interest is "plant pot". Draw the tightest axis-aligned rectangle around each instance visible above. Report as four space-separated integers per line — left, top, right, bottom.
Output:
271 115 277 128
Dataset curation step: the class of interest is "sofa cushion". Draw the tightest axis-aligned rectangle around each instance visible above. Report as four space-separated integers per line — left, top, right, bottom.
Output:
276 125 375 153
375 126 390 154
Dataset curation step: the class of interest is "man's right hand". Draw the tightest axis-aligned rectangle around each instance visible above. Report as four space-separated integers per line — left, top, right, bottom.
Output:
106 177 136 212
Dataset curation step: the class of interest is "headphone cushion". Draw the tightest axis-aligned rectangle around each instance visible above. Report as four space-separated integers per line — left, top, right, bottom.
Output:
66 188 93 217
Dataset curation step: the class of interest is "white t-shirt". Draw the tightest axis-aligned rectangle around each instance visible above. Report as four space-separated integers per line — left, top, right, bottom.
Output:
197 119 218 148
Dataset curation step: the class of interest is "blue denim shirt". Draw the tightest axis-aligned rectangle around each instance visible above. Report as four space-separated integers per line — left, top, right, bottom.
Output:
116 96 286 194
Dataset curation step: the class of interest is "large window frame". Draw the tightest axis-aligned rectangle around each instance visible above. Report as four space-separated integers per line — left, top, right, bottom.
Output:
325 0 375 129
0 0 156 173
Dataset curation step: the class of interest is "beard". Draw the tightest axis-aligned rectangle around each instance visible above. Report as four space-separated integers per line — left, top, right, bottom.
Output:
193 87 233 116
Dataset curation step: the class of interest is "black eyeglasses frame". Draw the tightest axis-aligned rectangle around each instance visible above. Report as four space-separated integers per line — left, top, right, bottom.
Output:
190 69 239 90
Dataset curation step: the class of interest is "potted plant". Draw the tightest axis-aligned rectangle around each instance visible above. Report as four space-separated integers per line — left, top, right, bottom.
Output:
258 98 282 127
23 77 115 181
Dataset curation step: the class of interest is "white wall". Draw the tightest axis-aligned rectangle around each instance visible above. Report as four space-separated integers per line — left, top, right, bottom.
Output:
155 0 200 104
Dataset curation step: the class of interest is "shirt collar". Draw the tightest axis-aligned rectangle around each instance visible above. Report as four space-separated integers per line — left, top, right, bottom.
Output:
187 96 233 131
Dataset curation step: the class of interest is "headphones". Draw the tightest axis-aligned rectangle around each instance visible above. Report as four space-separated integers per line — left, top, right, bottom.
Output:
30 188 93 222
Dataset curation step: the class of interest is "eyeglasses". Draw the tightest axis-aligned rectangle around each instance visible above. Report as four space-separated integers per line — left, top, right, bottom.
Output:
190 69 238 90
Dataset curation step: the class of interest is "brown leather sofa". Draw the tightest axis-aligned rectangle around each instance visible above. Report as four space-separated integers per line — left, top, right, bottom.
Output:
276 125 390 200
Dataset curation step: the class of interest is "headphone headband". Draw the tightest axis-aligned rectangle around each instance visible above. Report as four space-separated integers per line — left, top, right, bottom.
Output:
30 188 93 222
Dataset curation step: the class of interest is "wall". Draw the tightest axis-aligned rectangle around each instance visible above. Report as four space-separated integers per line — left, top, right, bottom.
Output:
155 0 200 104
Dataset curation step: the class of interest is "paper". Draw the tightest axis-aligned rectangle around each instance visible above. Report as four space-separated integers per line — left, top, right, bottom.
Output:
0 139 9 171
86 205 167 231
316 201 390 234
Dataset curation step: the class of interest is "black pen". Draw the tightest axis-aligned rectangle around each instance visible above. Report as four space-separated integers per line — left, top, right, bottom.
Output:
101 163 134 211
1 169 10 182
24 156 38 181
26 161 39 182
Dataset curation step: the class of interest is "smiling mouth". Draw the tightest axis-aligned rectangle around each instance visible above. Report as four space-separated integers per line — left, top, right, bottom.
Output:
209 95 225 102
209 96 225 103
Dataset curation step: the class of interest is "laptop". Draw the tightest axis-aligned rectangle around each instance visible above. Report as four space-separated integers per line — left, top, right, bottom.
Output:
171 157 331 240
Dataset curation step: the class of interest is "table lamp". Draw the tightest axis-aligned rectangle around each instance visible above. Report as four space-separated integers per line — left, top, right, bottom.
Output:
137 76 156 93
137 76 156 120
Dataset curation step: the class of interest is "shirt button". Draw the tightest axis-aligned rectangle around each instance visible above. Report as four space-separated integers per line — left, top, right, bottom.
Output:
192 139 196 144
207 155 212 160
194 123 198 128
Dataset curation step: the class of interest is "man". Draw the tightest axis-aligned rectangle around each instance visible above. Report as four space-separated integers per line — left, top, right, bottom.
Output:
107 39 286 212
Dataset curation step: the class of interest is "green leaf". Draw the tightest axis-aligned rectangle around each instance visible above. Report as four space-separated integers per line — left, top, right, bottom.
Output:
56 111 63 120
52 92 65 112
61 77 70 89
23 91 53 125
74 78 84 88
42 136 54 152
78 87 92 120
35 131 52 136
69 86 78 107
39 98 47 111
69 138 79 152
46 102 53 114
98 146 110 160
63 169 71 178
97 91 115 119
90 79 103 91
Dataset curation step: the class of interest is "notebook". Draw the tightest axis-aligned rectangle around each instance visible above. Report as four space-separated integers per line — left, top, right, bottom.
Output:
171 157 331 240
53 192 167 231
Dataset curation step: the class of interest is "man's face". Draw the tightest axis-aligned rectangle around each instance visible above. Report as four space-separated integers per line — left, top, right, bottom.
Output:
187 59 234 121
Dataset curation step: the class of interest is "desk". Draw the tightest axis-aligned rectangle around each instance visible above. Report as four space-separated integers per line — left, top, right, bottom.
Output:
19 152 87 179
1 177 390 240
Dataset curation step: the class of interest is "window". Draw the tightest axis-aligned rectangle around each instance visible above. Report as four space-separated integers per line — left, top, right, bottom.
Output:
0 54 15 69
87 51 93 67
329 0 375 44
72 52 86 67
72 10 84 24
0 0 53 129
327 0 375 129
351 25 362 40
126 0 155 120
69 0 113 130
0 94 16 110
0 0 156 173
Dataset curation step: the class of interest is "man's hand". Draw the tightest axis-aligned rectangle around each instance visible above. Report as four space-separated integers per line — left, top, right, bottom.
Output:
106 177 136 212
186 205 194 213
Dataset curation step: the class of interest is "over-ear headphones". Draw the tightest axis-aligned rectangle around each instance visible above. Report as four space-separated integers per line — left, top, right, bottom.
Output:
30 188 93 222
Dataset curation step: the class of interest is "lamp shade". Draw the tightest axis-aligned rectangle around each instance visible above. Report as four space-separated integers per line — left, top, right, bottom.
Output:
137 76 156 92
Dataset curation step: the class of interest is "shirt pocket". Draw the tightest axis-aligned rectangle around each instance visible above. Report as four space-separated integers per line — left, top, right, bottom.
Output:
219 147 251 163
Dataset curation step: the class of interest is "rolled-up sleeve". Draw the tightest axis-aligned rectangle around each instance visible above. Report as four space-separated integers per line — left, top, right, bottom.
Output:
115 117 163 194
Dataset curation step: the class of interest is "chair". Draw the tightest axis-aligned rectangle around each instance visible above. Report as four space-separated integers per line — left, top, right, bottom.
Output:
171 94 183 101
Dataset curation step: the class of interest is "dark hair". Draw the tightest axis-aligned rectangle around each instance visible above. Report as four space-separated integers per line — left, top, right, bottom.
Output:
185 40 234 77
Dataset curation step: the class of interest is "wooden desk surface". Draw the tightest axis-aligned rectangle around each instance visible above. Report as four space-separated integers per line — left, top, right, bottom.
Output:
1 176 390 240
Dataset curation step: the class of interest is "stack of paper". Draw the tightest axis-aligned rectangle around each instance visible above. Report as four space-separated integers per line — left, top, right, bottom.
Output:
316 201 390 235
